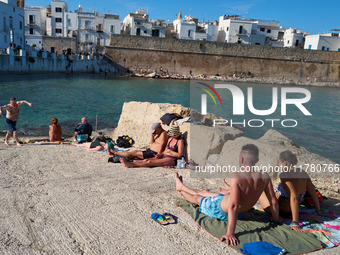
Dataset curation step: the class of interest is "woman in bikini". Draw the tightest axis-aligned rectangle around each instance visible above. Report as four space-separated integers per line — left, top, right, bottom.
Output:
259 150 331 232
120 125 184 168
70 135 109 152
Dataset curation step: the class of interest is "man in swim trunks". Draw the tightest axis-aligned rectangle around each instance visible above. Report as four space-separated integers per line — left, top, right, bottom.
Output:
175 144 279 246
0 97 33 146
108 122 168 160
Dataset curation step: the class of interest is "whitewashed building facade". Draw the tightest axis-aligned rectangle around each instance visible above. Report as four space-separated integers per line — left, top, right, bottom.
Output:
0 0 25 49
283 28 305 48
304 33 340 52
122 9 166 37
24 6 47 50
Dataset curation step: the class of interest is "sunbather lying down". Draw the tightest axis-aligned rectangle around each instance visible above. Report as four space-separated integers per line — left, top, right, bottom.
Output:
175 144 279 246
70 135 109 152
120 125 184 168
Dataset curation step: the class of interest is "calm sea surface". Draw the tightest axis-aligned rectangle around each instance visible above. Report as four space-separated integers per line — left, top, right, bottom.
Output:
0 74 339 163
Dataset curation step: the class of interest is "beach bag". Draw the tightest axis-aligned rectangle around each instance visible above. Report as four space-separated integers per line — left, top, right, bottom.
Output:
160 113 183 126
176 157 186 169
116 135 135 148
77 134 88 143
301 189 327 208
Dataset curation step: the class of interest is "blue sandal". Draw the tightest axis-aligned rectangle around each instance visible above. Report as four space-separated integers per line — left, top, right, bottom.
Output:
151 213 168 225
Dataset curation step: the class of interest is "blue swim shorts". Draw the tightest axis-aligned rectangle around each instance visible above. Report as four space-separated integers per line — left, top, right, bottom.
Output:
199 194 244 221
5 118 17 133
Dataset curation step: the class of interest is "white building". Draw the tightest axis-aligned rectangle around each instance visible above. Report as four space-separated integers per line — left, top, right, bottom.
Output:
94 14 121 47
217 15 265 45
24 6 47 50
283 28 305 48
0 0 25 49
172 11 218 41
304 33 340 52
122 9 166 37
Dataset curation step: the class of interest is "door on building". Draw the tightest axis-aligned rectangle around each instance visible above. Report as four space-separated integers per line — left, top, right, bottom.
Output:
295 40 299 46
97 38 101 46
136 28 141 36
238 26 243 34
152 29 160 37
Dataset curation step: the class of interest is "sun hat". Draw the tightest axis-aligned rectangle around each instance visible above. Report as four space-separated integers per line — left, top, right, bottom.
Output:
51 118 58 124
168 125 182 137
150 122 161 134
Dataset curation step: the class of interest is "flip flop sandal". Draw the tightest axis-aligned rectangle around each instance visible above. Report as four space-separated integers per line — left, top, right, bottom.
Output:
163 213 175 224
151 213 168 225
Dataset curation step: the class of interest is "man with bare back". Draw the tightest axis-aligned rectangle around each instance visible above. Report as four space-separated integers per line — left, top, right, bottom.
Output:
175 144 279 246
0 97 33 146
108 122 168 159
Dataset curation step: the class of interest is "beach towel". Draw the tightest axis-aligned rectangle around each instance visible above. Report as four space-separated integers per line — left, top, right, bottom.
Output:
240 241 286 255
175 200 322 254
253 204 340 248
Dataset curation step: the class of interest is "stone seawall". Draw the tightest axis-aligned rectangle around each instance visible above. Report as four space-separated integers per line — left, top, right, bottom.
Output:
106 34 340 80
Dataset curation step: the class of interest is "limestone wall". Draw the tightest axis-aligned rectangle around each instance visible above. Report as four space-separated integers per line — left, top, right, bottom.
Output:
106 34 340 80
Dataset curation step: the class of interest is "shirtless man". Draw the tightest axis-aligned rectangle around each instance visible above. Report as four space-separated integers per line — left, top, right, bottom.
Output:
175 144 279 246
0 97 33 146
108 122 168 160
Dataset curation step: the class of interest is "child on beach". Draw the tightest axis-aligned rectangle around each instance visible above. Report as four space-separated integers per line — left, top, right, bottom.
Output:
49 118 62 142
175 144 279 246
258 150 333 232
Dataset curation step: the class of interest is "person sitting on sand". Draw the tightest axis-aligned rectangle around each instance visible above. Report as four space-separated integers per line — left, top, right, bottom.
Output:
175 144 279 246
49 118 62 142
71 135 108 152
120 125 184 168
74 117 93 142
258 150 333 232
108 122 168 160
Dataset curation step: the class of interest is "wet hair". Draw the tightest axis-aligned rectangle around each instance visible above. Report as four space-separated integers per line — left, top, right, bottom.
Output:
279 150 298 166
10 97 16 101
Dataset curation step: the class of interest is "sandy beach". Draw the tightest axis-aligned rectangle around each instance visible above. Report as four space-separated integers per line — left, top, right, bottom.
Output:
0 142 339 254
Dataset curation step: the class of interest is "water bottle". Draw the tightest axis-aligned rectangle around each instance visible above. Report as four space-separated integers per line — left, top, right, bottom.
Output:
177 157 185 169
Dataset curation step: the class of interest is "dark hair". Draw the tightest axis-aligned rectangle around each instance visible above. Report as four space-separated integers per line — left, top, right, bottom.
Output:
279 150 298 166
10 97 16 101
241 144 259 158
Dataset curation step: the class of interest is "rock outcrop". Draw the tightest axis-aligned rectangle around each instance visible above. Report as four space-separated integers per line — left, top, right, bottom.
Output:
111 101 243 161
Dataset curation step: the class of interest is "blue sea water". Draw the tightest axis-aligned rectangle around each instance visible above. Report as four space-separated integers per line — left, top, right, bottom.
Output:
0 73 339 163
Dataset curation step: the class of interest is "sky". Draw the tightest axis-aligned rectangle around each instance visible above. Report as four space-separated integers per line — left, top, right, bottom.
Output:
26 0 340 34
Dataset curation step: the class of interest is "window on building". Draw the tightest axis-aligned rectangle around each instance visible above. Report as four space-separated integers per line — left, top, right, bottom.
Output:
85 20 91 29
295 40 299 46
29 28 34 34
260 27 265 32
56 18 62 23
85 34 90 41
152 29 160 37
55 7 62 12
136 28 141 36
267 29 271 33
19 21 22 30
238 26 243 34
321 46 325 51
110 25 114 33
188 30 191 37
20 38 22 45
55 28 62 34
29 15 35 24
9 16 13 29
327 48 329 51
226 27 229 31
67 19 71 26
97 38 101 45
144 30 147 34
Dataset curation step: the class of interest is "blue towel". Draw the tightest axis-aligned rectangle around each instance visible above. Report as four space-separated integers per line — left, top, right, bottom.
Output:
240 241 286 255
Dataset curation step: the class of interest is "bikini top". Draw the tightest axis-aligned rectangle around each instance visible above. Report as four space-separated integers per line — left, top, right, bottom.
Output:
166 137 179 152
276 183 306 202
